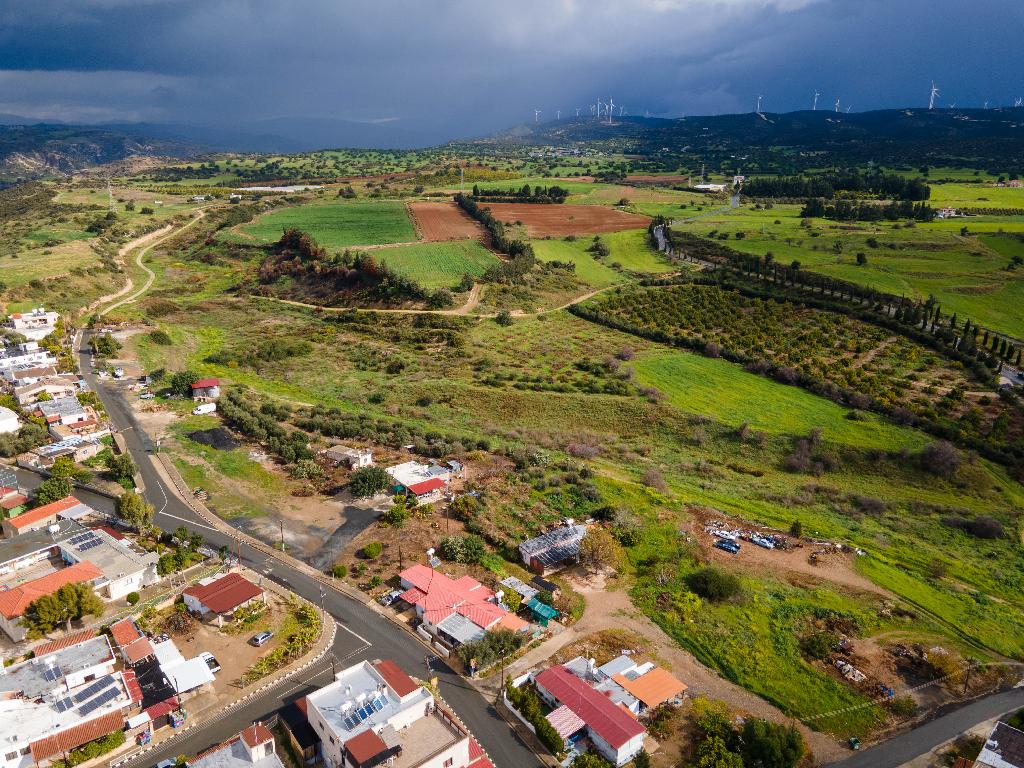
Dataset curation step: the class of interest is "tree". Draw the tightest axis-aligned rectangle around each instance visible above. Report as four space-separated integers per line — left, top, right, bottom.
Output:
739 719 805 768
116 490 153 531
23 583 103 637
495 310 514 327
580 528 623 572
697 737 744 768
348 466 391 498
632 750 651 768
106 452 137 481
168 370 200 398
919 440 962 478
789 520 803 538
686 568 741 602
34 476 72 506
503 588 522 613
50 455 78 479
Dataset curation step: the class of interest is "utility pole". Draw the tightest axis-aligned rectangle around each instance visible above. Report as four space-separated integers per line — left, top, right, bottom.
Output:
279 518 285 552
398 543 404 571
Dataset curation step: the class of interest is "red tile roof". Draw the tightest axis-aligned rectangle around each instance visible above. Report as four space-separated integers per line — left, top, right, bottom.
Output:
406 477 447 495
399 565 503 631
122 637 155 664
33 629 95 657
1 494 28 510
534 665 645 749
468 740 495 768
183 572 263 614
242 723 274 748
109 618 143 648
122 669 143 703
373 659 419 697
93 524 125 540
455 601 505 630
0 561 103 619
192 378 220 389
30 710 126 762
7 495 79 530
145 698 178 719
344 728 388 765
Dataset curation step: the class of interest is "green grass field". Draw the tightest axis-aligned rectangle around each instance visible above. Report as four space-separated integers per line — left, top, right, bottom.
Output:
533 229 672 287
373 240 499 289
674 200 1024 338
633 350 926 450
237 199 417 248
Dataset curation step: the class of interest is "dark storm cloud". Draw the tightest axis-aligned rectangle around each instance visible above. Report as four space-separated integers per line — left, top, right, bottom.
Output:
1 0 1022 142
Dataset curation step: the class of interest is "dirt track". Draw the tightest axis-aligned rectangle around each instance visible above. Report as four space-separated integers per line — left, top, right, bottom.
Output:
408 201 483 241
484 203 651 236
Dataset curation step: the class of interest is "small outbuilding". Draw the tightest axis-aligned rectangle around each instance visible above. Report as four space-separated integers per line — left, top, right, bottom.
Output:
183 572 264 625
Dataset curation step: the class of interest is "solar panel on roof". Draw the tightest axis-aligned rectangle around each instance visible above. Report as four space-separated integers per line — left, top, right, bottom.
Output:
77 687 119 716
372 697 384 711
72 676 115 703
42 665 63 682
55 697 73 713
343 715 355 730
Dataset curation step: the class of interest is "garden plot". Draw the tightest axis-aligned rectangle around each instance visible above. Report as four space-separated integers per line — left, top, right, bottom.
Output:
408 201 483 241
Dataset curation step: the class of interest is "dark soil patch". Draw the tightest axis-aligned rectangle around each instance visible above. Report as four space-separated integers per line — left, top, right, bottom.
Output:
186 428 240 450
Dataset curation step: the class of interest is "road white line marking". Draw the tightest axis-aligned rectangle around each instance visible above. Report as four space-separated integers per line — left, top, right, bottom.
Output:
155 509 217 532
335 621 373 647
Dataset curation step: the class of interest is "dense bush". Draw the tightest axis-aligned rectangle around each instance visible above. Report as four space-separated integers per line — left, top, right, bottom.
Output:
56 729 126 768
439 534 486 564
362 541 383 559
686 567 741 601
348 466 391 498
941 514 1005 539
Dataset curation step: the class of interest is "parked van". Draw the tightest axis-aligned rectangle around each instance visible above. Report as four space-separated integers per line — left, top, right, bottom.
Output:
192 402 217 416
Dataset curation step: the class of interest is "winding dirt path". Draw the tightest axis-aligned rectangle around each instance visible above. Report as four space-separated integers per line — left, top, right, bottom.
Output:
79 224 175 317
98 210 207 316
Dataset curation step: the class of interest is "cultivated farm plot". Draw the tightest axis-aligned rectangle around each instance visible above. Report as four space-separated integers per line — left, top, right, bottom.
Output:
374 240 500 289
408 201 483 241
484 203 651 237
237 199 417 248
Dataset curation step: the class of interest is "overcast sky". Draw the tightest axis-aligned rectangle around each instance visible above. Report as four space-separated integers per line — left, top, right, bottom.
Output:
2 0 1022 144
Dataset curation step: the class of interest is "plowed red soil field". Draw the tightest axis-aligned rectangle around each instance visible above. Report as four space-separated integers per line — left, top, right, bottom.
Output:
484 203 651 236
408 202 483 241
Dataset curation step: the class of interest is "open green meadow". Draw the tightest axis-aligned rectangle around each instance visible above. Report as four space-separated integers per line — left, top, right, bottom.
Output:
373 240 499 289
674 199 1024 338
236 199 417 248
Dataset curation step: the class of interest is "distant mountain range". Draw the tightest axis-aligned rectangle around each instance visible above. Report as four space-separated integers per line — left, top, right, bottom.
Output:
3 107 1024 185
472 108 1024 171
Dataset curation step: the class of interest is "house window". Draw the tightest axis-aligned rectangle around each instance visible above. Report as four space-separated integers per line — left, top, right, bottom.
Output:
444 759 454 767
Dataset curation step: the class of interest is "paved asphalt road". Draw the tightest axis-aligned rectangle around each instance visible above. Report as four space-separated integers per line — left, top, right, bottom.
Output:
827 687 1024 768
68 334 541 768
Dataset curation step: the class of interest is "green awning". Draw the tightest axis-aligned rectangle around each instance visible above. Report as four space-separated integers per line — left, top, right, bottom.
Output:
526 597 559 620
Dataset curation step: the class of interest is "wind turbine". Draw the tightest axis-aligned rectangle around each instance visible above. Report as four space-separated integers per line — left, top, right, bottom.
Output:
534 109 542 123
928 81 939 110
556 109 561 120
756 95 763 113
1016 98 1023 108
575 107 581 117
607 97 615 124
835 98 841 113
984 100 990 109
846 105 852 113
619 105 625 116
589 104 596 116
813 89 820 111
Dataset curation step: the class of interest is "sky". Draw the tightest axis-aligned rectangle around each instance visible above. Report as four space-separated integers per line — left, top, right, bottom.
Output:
1 0 1023 147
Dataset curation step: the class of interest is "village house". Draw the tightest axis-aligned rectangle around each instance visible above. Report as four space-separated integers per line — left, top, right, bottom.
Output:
190 724 286 768
386 461 451 503
191 378 221 402
305 659 494 768
14 373 80 406
0 511 160 640
4 365 58 386
319 445 373 469
532 664 646 766
0 633 142 768
5 308 59 342
34 396 87 427
183 572 265 625
562 654 688 715
0 341 57 373
398 564 527 649
17 436 105 470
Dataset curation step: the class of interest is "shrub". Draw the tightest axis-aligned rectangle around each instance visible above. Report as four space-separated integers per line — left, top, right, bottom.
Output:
148 329 172 345
739 718 805 768
348 466 391 498
331 564 348 578
495 310 514 326
685 568 741 602
919 440 961 477
800 631 837 660
362 541 383 559
888 695 918 717
126 592 141 606
941 514 1004 539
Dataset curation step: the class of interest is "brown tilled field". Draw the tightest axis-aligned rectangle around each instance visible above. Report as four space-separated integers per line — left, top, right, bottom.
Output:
626 174 689 185
484 203 651 236
408 201 483 241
